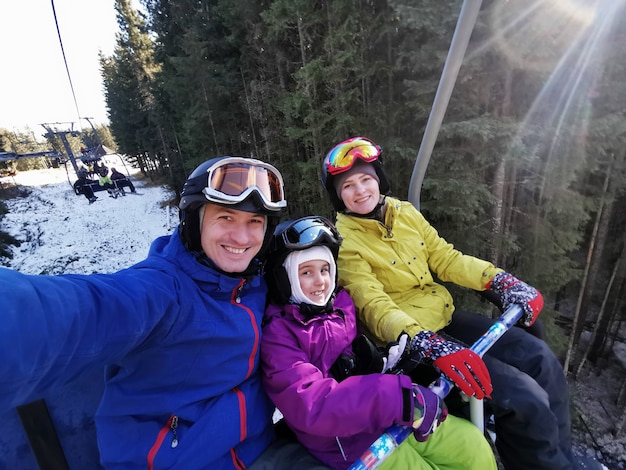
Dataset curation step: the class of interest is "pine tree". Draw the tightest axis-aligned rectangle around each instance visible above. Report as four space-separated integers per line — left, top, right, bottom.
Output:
101 0 166 179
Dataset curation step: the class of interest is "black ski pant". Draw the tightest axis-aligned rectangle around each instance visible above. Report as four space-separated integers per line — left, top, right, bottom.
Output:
113 178 135 193
443 310 574 470
79 184 95 200
249 438 331 470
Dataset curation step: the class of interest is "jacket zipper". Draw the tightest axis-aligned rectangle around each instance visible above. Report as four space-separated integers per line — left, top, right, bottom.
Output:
170 415 179 448
234 278 245 303
384 224 393 238
147 414 178 470
232 279 259 380
336 436 348 461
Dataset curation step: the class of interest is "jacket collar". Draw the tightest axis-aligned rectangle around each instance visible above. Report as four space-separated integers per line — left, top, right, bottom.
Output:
143 229 262 289
265 290 340 325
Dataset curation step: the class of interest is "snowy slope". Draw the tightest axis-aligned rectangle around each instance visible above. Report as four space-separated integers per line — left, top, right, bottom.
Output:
1 166 175 275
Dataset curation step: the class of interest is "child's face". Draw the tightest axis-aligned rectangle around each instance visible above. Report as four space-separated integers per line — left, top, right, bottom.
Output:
338 172 381 214
297 259 332 304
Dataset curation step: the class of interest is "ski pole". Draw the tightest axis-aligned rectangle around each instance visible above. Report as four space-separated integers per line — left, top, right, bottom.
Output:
349 304 523 470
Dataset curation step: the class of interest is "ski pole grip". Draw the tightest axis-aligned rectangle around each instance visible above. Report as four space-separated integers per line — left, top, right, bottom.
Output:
471 305 523 357
348 424 412 470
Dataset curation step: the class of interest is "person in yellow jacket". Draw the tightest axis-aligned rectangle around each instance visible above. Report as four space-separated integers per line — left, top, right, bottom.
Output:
321 136 576 470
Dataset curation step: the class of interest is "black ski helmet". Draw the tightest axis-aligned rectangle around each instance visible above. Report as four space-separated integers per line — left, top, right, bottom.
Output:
179 156 286 252
321 136 391 212
265 216 342 305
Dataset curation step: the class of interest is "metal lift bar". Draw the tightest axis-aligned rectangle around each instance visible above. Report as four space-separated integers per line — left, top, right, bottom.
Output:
407 0 484 210
405 0 486 432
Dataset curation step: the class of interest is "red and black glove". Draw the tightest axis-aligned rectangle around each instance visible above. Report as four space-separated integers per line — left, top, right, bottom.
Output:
487 272 544 327
410 331 492 400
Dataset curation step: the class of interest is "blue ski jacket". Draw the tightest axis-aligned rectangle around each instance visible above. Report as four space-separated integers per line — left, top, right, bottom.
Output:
0 230 275 469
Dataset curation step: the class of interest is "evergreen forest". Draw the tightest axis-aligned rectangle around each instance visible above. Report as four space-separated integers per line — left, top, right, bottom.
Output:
3 0 626 409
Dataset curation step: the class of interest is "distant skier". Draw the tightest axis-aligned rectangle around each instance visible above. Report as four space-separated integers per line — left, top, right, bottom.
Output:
110 167 136 193
97 166 121 198
73 169 98 203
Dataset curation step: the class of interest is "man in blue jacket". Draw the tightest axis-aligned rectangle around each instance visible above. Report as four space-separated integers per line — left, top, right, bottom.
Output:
0 156 328 469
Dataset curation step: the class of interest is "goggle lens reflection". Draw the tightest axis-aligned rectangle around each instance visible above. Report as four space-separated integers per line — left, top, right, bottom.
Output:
324 137 381 175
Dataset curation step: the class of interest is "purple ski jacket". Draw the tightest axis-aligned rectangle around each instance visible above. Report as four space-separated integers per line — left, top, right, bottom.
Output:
261 288 414 470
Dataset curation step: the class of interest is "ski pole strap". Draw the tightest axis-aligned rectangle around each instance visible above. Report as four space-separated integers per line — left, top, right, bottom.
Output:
348 305 523 470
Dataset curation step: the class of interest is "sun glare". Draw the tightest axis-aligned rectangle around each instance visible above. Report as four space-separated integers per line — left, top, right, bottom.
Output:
479 0 622 201
489 0 598 72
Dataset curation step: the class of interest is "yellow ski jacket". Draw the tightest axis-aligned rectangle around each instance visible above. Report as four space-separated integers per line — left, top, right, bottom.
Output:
336 197 502 344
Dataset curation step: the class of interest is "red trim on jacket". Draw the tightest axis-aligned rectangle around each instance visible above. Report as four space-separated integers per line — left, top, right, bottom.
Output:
230 386 247 469
226 280 255 468
229 447 246 469
231 279 259 379
147 414 174 470
233 387 247 441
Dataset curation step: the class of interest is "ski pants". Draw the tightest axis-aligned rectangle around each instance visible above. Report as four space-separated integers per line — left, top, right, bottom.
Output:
379 415 497 470
248 438 331 469
443 310 574 470
250 415 496 470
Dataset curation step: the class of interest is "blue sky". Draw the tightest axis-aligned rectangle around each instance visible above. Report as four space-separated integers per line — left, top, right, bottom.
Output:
0 0 121 135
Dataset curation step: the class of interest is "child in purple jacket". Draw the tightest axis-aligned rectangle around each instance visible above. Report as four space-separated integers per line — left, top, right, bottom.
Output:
260 216 496 470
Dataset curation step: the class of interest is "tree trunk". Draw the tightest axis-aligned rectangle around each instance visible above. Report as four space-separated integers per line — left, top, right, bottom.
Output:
605 284 626 355
488 69 513 271
588 248 626 363
616 377 626 437
240 68 260 158
564 166 611 373
201 82 220 156
489 159 505 269
575 250 621 376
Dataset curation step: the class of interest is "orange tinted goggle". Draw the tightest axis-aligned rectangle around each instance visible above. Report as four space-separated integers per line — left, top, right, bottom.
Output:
202 157 286 212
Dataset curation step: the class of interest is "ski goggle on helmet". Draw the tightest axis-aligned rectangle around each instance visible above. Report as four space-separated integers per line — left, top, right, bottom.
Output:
323 136 382 176
202 157 287 212
272 216 342 255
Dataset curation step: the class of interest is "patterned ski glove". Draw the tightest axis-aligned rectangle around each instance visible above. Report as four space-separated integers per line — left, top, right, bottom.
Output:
411 332 492 399
487 271 544 327
411 384 448 442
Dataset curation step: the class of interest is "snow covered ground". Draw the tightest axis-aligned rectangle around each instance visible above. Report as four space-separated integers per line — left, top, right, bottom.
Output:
1 165 175 275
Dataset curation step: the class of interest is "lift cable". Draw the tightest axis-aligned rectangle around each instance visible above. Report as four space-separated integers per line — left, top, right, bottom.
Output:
50 0 82 124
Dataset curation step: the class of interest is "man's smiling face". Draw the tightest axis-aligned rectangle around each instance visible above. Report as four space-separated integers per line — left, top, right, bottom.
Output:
200 204 266 272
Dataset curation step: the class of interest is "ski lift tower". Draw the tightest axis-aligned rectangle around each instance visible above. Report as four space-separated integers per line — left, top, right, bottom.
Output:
41 122 81 174
81 117 102 148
